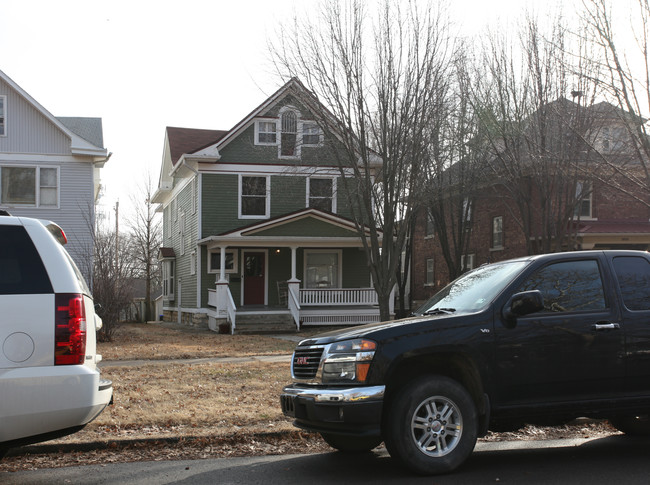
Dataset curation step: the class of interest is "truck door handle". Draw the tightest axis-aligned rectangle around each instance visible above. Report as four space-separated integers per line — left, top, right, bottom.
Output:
591 322 620 331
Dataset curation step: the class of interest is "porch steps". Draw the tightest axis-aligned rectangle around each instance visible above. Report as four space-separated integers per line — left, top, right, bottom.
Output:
234 311 297 335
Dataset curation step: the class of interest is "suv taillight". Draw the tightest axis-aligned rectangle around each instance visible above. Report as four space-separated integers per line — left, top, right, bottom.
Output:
55 294 87 365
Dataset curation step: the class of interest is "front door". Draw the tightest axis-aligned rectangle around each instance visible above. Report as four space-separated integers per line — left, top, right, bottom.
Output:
243 252 265 305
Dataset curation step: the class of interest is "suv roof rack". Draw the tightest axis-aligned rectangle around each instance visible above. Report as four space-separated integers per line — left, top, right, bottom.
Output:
0 210 11 216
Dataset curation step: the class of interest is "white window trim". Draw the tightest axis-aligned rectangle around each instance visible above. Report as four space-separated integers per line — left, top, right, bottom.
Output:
0 95 6 137
573 181 595 220
162 260 175 299
303 249 343 288
0 165 60 208
179 211 186 255
301 121 323 147
425 258 435 286
254 118 278 146
278 106 301 160
491 216 504 250
461 254 475 271
306 176 337 213
208 249 239 274
238 174 270 219
425 211 435 239
190 250 197 275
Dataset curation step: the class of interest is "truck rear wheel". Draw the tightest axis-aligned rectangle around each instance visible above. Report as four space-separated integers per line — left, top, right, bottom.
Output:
320 433 382 452
384 376 477 475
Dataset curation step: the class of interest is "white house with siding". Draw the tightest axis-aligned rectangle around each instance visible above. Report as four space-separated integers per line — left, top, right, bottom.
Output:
0 69 110 283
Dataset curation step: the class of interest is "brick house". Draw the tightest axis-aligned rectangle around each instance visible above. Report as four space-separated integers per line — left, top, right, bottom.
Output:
412 99 650 305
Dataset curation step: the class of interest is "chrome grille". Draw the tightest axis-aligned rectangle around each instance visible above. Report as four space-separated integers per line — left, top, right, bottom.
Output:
292 347 324 379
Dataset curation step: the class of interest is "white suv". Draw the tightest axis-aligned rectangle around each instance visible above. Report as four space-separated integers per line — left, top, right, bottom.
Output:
0 213 113 457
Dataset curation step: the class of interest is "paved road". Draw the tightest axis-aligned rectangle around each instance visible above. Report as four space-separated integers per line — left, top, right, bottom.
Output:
4 435 650 484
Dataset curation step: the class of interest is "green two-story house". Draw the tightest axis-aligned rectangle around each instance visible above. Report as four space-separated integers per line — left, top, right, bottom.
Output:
152 79 391 333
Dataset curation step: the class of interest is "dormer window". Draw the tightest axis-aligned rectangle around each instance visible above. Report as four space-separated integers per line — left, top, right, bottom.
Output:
281 110 298 157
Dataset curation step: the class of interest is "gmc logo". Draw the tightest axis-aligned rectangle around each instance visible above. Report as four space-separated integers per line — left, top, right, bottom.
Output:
295 357 309 365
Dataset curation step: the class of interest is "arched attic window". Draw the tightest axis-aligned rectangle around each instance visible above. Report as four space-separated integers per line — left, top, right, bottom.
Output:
281 110 297 157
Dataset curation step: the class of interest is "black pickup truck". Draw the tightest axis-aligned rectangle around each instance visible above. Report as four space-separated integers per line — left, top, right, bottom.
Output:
281 250 650 474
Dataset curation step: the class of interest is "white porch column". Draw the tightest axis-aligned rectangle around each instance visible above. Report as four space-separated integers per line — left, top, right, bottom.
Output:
219 246 227 283
215 246 229 317
288 246 301 303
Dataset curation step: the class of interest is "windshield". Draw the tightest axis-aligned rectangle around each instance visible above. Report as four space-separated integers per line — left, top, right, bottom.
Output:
415 261 529 315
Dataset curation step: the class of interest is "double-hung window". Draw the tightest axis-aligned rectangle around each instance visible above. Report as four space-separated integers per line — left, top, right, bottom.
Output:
162 260 175 299
256 120 277 145
574 181 593 219
0 166 58 207
308 177 335 212
492 216 503 249
302 122 321 146
239 175 269 218
0 95 6 136
425 258 435 286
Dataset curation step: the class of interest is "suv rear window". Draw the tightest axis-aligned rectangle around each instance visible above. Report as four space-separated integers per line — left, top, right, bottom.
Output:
0 225 53 294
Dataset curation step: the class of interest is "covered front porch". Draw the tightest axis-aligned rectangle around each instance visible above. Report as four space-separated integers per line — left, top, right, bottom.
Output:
199 209 393 333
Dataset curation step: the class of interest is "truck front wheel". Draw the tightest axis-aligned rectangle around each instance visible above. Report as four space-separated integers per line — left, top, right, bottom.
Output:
384 376 478 475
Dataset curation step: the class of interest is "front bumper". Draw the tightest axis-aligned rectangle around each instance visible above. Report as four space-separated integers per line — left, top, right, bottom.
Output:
281 384 385 436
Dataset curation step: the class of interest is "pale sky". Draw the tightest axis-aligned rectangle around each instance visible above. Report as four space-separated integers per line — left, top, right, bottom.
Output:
0 0 595 225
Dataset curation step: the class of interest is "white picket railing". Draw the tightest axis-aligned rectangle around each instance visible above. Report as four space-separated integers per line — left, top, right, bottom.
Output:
299 287 378 306
225 288 236 334
288 285 301 329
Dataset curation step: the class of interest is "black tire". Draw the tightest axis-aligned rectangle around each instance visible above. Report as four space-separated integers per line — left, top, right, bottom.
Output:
384 376 478 475
320 433 383 452
610 415 650 436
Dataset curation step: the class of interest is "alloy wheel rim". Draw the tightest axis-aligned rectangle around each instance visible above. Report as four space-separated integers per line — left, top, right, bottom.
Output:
410 395 463 457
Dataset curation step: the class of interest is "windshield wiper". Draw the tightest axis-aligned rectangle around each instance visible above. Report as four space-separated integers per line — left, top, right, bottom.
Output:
424 307 456 315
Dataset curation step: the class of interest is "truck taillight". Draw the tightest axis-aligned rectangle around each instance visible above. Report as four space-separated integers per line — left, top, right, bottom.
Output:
55 294 87 365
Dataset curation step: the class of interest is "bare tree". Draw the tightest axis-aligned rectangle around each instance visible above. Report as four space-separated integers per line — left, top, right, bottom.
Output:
582 0 650 205
426 52 490 279
271 0 456 320
470 13 602 254
127 174 162 322
92 219 137 341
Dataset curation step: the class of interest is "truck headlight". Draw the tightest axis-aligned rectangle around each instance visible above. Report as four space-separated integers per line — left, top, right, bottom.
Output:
322 339 376 383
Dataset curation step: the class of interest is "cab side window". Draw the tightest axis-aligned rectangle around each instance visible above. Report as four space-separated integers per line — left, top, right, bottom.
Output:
613 256 650 311
0 225 52 294
518 260 606 312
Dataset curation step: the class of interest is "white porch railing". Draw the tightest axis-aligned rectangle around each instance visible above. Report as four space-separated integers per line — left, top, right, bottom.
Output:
208 286 237 333
208 288 217 307
300 287 378 306
225 287 237 334
288 285 301 330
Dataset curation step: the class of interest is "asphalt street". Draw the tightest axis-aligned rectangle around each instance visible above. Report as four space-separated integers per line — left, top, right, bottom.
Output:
4 435 650 484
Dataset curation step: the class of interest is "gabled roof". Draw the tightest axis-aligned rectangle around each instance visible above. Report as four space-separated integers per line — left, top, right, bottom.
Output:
166 126 228 166
198 208 381 248
0 69 107 158
57 117 105 149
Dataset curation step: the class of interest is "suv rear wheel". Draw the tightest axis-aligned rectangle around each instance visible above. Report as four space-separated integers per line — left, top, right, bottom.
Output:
384 376 477 475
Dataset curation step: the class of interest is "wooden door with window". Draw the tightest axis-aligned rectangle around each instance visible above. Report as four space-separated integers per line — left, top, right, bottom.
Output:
243 252 265 305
